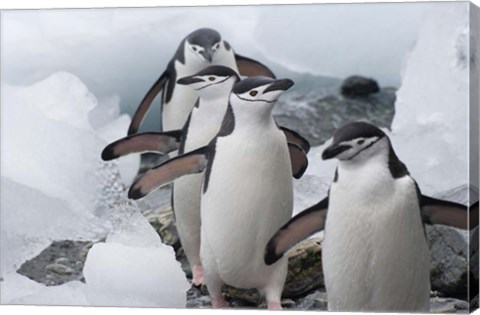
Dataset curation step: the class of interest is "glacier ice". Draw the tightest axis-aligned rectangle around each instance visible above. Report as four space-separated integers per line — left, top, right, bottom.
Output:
291 3 472 217
391 3 470 196
0 72 158 306
83 200 189 308
2 3 435 133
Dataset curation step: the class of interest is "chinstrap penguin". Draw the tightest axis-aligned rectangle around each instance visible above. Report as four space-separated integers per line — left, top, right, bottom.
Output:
127 28 276 136
127 76 298 309
102 68 309 288
264 121 475 312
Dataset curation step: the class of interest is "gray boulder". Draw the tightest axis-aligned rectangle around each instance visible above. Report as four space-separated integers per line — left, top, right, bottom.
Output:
273 88 395 146
341 75 380 97
427 224 468 299
430 297 469 313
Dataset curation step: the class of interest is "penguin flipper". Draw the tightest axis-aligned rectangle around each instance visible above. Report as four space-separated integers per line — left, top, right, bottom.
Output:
101 130 183 161
128 70 169 135
128 146 210 200
288 143 308 179
421 195 478 229
235 54 276 79
264 197 328 265
280 125 310 153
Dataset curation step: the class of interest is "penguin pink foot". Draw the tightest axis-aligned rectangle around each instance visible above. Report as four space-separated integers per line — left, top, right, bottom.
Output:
191 265 204 286
267 301 283 310
211 296 230 308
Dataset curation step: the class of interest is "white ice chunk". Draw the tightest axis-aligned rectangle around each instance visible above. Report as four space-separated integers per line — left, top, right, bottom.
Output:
391 4 470 195
4 274 89 306
9 72 97 130
0 177 107 278
88 94 121 129
96 114 141 187
0 72 130 305
83 200 189 308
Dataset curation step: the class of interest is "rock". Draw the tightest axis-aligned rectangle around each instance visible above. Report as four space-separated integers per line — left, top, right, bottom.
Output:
146 207 180 250
17 240 93 286
427 225 468 299
470 227 479 304
283 238 324 297
223 238 323 303
289 290 328 310
45 263 75 275
273 88 395 146
186 286 211 308
470 226 479 283
340 75 380 98
470 295 478 310
430 297 469 313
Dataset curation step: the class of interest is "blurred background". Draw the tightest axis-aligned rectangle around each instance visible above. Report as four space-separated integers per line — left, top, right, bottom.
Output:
2 2 433 132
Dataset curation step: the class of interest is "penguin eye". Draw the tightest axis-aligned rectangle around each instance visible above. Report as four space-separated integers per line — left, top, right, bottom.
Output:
192 46 198 52
357 139 365 145
212 43 220 50
208 77 215 81
250 90 258 97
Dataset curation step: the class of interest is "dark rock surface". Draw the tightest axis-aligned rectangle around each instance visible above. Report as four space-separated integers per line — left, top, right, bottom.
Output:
340 75 380 97
427 224 468 300
274 88 395 146
430 297 470 313
470 226 479 298
17 240 94 286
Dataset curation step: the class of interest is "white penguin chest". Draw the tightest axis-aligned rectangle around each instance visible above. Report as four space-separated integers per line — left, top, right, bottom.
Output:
200 127 293 286
323 163 430 311
162 62 204 131
183 100 227 152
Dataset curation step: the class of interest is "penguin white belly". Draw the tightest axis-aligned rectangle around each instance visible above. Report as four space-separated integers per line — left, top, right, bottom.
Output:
162 58 236 132
213 51 238 74
173 105 228 269
323 166 430 312
162 61 205 132
200 129 293 289
162 84 197 132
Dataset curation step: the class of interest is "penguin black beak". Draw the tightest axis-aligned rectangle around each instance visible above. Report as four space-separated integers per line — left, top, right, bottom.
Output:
201 48 214 63
177 76 204 85
322 143 352 160
264 79 295 93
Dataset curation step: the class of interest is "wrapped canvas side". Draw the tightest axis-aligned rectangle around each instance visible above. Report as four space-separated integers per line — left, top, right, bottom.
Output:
470 2 480 313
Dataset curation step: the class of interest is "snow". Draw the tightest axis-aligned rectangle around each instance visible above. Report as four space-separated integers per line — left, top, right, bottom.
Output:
83 200 189 308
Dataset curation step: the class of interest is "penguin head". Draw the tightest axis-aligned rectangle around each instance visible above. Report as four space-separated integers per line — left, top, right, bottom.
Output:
177 66 240 98
230 77 294 111
228 77 294 125
322 122 388 161
184 28 224 64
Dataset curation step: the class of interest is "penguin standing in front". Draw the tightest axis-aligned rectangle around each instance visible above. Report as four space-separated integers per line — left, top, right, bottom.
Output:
127 28 275 136
168 66 242 286
264 121 474 312
127 77 304 309
102 69 309 288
